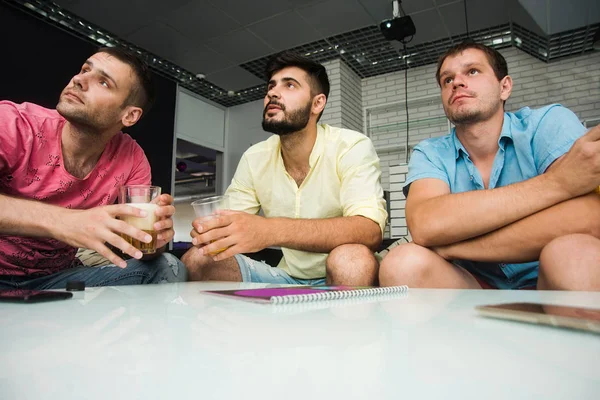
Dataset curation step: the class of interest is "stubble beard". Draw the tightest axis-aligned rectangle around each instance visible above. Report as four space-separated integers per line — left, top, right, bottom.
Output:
262 101 312 136
57 94 121 135
445 98 501 125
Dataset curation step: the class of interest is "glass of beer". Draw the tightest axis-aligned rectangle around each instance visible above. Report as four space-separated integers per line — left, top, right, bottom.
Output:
191 195 229 255
118 185 161 254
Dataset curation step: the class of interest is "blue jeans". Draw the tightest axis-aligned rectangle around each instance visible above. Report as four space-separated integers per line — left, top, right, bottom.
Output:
234 254 326 285
0 253 187 290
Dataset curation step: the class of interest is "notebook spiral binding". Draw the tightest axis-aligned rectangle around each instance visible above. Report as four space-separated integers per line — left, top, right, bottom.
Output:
270 291 408 314
270 285 409 304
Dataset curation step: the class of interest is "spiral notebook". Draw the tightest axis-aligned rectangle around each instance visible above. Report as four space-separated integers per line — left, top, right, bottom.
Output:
202 285 409 304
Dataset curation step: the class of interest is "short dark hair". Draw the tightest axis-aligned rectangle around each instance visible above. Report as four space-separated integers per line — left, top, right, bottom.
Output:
435 41 508 86
265 51 330 120
97 46 156 115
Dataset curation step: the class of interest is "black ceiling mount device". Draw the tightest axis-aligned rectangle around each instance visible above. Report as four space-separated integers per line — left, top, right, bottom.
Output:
380 0 416 42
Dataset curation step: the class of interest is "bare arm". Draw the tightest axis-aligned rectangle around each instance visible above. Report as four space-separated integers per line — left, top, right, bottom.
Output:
408 125 600 247
0 193 66 238
407 173 567 247
433 192 600 263
191 212 382 260
269 215 382 252
0 193 158 267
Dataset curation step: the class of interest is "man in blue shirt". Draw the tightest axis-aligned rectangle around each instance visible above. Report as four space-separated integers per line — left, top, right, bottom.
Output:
379 42 600 290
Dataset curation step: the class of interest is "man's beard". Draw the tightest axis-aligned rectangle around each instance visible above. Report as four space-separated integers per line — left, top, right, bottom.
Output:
262 101 311 136
446 108 487 125
57 96 121 134
445 92 503 125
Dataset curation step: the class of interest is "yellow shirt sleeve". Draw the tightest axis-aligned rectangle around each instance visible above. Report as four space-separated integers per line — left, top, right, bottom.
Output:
225 153 261 215
337 136 388 234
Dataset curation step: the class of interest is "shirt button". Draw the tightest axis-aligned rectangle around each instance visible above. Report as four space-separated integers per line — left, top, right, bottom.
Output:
470 175 473 180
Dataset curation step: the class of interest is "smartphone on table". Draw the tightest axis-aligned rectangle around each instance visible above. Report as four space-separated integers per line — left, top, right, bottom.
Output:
0 289 72 303
476 302 600 334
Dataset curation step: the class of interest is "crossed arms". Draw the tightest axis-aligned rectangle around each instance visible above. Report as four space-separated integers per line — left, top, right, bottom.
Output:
407 125 600 263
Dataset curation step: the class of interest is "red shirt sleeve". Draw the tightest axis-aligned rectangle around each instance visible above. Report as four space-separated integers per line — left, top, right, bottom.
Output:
0 101 34 175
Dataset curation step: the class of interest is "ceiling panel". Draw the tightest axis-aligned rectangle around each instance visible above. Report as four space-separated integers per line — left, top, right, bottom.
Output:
178 45 235 75
403 0 437 14
248 11 323 51
409 9 449 45
126 22 197 63
460 0 510 31
590 1 600 25
518 0 549 33
207 66 265 91
509 0 546 36
212 0 294 25
438 2 468 36
435 0 462 6
548 0 592 34
297 0 375 37
159 1 241 43
55 0 156 37
204 29 275 63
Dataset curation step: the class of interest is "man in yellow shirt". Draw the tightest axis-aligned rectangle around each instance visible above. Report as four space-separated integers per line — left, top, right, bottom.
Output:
181 52 387 285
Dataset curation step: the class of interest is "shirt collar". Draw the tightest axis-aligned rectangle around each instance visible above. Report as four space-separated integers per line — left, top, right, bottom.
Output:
308 124 325 168
452 113 512 159
276 124 325 169
497 113 512 151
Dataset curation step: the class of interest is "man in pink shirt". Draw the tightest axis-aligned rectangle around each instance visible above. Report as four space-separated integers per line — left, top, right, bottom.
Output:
0 47 187 289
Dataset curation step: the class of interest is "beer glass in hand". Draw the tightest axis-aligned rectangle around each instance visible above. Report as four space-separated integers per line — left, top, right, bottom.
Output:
191 195 229 255
119 185 161 254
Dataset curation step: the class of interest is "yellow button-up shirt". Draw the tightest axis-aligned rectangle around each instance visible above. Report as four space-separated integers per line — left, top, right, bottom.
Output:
226 124 387 279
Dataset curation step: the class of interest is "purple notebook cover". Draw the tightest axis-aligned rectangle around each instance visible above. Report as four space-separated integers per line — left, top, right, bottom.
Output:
203 286 370 303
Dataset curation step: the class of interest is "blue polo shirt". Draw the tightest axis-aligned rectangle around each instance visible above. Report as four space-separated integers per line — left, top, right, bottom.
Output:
404 104 587 289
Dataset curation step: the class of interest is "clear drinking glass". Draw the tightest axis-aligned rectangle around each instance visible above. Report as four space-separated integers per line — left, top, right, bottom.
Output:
118 185 161 254
191 195 229 255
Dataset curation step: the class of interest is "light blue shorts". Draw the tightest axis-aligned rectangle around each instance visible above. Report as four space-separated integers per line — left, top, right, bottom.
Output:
233 254 326 285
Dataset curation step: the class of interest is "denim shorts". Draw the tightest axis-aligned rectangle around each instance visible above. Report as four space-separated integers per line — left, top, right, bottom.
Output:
233 254 326 285
453 260 538 289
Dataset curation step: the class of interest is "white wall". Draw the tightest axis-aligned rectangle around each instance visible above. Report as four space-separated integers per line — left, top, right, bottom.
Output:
225 99 271 187
175 88 226 150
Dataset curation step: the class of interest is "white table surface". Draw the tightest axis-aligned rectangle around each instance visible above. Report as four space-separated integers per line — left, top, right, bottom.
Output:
1 282 599 400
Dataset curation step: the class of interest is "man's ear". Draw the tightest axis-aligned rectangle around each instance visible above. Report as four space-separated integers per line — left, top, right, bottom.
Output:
312 94 327 116
121 106 143 127
500 75 513 101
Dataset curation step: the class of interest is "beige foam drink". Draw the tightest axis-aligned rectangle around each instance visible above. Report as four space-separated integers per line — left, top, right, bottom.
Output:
121 203 159 254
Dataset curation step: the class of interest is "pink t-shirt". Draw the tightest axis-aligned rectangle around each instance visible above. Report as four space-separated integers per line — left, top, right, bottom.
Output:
0 101 151 277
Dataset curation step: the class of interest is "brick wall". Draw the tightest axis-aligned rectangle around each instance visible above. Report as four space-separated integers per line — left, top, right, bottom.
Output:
320 59 364 132
320 59 342 127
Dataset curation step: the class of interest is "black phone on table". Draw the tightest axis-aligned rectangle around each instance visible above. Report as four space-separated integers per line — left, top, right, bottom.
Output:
0 289 73 303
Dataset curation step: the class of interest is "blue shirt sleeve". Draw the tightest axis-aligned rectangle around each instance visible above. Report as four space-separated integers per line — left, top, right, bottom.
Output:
532 105 587 174
403 143 451 197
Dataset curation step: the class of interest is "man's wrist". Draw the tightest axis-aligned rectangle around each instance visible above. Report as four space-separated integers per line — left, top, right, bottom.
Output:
261 217 277 248
42 205 69 241
542 168 574 201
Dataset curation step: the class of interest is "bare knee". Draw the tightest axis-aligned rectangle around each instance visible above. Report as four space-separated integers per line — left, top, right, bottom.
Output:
326 244 378 285
180 247 215 281
539 234 600 290
379 243 438 286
